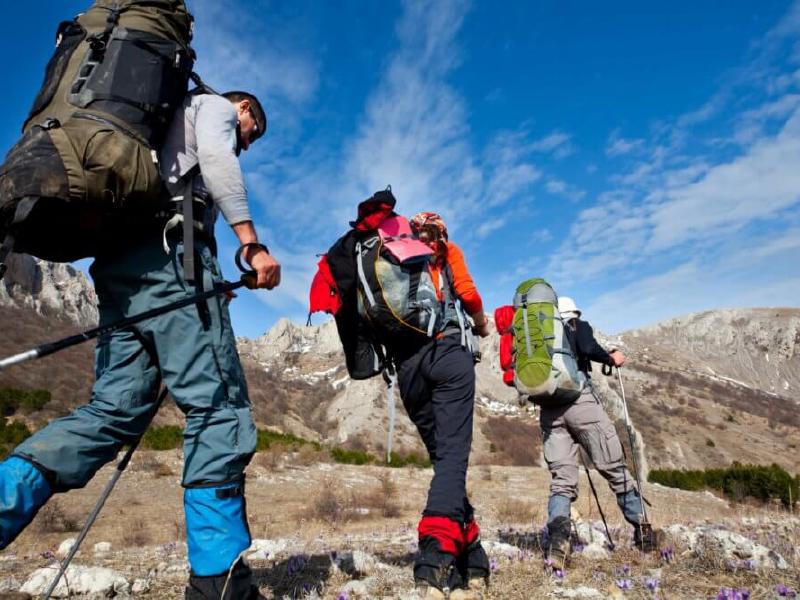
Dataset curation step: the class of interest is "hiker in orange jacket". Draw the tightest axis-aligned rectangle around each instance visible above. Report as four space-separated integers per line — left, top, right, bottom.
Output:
399 211 488 598
412 212 489 337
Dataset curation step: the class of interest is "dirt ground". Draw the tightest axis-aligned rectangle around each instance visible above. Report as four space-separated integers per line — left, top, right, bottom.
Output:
1 450 798 599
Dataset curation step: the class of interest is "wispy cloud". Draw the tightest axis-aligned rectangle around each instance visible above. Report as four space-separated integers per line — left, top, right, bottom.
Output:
605 129 645 157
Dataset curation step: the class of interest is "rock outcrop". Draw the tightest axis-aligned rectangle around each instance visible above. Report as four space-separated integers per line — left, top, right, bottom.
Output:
1 254 97 326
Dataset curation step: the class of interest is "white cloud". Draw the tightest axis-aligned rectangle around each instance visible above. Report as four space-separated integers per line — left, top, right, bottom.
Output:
582 227 800 334
190 0 319 107
530 131 575 158
605 130 645 157
475 217 507 239
648 106 800 251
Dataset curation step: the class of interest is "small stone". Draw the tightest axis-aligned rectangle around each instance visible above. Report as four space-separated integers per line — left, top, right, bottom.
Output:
56 538 77 560
92 542 112 555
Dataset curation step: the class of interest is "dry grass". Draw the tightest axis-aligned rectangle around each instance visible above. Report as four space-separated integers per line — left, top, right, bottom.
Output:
494 497 538 525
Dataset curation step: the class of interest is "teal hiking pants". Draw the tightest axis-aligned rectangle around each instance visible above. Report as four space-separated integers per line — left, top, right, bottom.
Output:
13 234 257 490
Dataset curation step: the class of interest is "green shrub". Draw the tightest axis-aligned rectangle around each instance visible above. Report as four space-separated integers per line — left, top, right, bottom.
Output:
256 429 320 451
0 387 52 415
330 447 374 465
21 389 51 412
0 416 33 458
649 463 799 507
141 425 183 450
386 451 431 468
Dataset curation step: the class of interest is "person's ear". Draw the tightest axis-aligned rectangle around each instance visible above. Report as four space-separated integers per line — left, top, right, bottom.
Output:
238 98 251 116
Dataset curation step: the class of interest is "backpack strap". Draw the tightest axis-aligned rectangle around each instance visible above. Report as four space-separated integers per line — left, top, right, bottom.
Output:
161 164 202 282
181 174 196 283
355 240 377 309
521 301 533 358
0 197 39 281
0 235 13 281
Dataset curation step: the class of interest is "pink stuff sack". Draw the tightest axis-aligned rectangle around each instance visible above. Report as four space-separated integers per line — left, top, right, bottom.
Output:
378 215 433 263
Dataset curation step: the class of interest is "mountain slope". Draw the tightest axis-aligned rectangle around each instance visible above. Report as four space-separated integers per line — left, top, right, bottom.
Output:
2 257 796 473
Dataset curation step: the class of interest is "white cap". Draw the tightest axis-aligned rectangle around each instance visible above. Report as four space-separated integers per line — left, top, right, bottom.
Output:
558 296 581 320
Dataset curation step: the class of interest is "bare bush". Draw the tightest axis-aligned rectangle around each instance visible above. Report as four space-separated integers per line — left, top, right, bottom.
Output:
361 471 401 518
294 444 329 466
130 452 174 477
255 446 285 471
481 416 540 466
121 518 152 547
35 500 79 534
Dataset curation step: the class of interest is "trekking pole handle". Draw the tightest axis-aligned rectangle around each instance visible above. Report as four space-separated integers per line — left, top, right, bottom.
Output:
234 242 268 289
602 363 614 376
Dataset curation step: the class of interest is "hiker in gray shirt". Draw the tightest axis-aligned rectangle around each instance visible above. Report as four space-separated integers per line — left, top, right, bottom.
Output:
542 297 657 569
0 89 278 600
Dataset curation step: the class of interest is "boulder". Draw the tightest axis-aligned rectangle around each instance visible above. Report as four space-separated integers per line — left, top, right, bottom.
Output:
20 565 129 598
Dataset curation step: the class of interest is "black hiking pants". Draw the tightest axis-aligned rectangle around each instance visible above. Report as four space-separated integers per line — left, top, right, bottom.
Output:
396 334 476 523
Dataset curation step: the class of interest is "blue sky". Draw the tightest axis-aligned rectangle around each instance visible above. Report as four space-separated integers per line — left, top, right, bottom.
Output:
2 1 799 338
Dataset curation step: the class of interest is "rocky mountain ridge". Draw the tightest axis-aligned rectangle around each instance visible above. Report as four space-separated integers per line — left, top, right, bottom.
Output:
2 256 798 473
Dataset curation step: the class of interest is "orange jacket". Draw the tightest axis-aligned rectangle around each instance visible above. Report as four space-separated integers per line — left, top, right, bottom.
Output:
431 242 484 316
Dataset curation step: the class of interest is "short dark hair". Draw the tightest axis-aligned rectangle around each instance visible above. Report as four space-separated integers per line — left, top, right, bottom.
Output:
222 91 267 140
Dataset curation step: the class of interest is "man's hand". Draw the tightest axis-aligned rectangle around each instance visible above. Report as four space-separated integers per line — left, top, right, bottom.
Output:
245 245 281 289
232 221 281 289
609 349 626 367
472 313 490 338
473 322 490 338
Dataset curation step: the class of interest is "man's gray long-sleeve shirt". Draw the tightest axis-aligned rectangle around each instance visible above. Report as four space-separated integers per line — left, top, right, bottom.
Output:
159 93 251 226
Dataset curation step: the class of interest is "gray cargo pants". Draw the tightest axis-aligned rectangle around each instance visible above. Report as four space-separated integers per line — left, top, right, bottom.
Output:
540 385 636 505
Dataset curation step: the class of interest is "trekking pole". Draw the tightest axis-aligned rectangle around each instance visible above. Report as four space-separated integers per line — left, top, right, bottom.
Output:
0 245 262 371
579 455 615 550
382 363 397 464
43 387 169 600
615 367 649 525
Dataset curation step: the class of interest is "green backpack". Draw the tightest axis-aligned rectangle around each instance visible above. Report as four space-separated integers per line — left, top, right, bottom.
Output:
511 278 586 405
0 0 195 276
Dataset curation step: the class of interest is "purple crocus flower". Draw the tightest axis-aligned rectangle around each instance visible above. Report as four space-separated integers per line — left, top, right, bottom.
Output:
286 553 309 577
338 593 348 600
490 557 499 572
554 568 565 579
645 577 659 590
717 588 751 600
776 584 797 598
616 578 632 590
660 546 674 562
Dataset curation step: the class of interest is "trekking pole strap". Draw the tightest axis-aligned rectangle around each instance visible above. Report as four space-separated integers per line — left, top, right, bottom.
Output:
0 234 13 281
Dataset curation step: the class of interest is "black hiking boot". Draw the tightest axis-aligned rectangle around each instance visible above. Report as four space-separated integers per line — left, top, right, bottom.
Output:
545 516 572 571
414 537 465 599
457 538 490 598
185 560 262 599
634 523 661 553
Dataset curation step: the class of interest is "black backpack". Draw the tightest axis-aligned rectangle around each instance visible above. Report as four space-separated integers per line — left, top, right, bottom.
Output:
0 0 196 277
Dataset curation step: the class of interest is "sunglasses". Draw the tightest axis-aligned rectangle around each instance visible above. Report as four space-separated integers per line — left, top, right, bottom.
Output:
250 108 262 142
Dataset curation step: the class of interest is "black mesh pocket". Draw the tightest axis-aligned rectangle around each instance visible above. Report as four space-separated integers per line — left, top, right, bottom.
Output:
69 27 192 146
24 20 86 127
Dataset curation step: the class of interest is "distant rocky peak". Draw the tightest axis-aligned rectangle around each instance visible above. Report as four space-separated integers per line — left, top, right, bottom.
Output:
0 254 98 326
